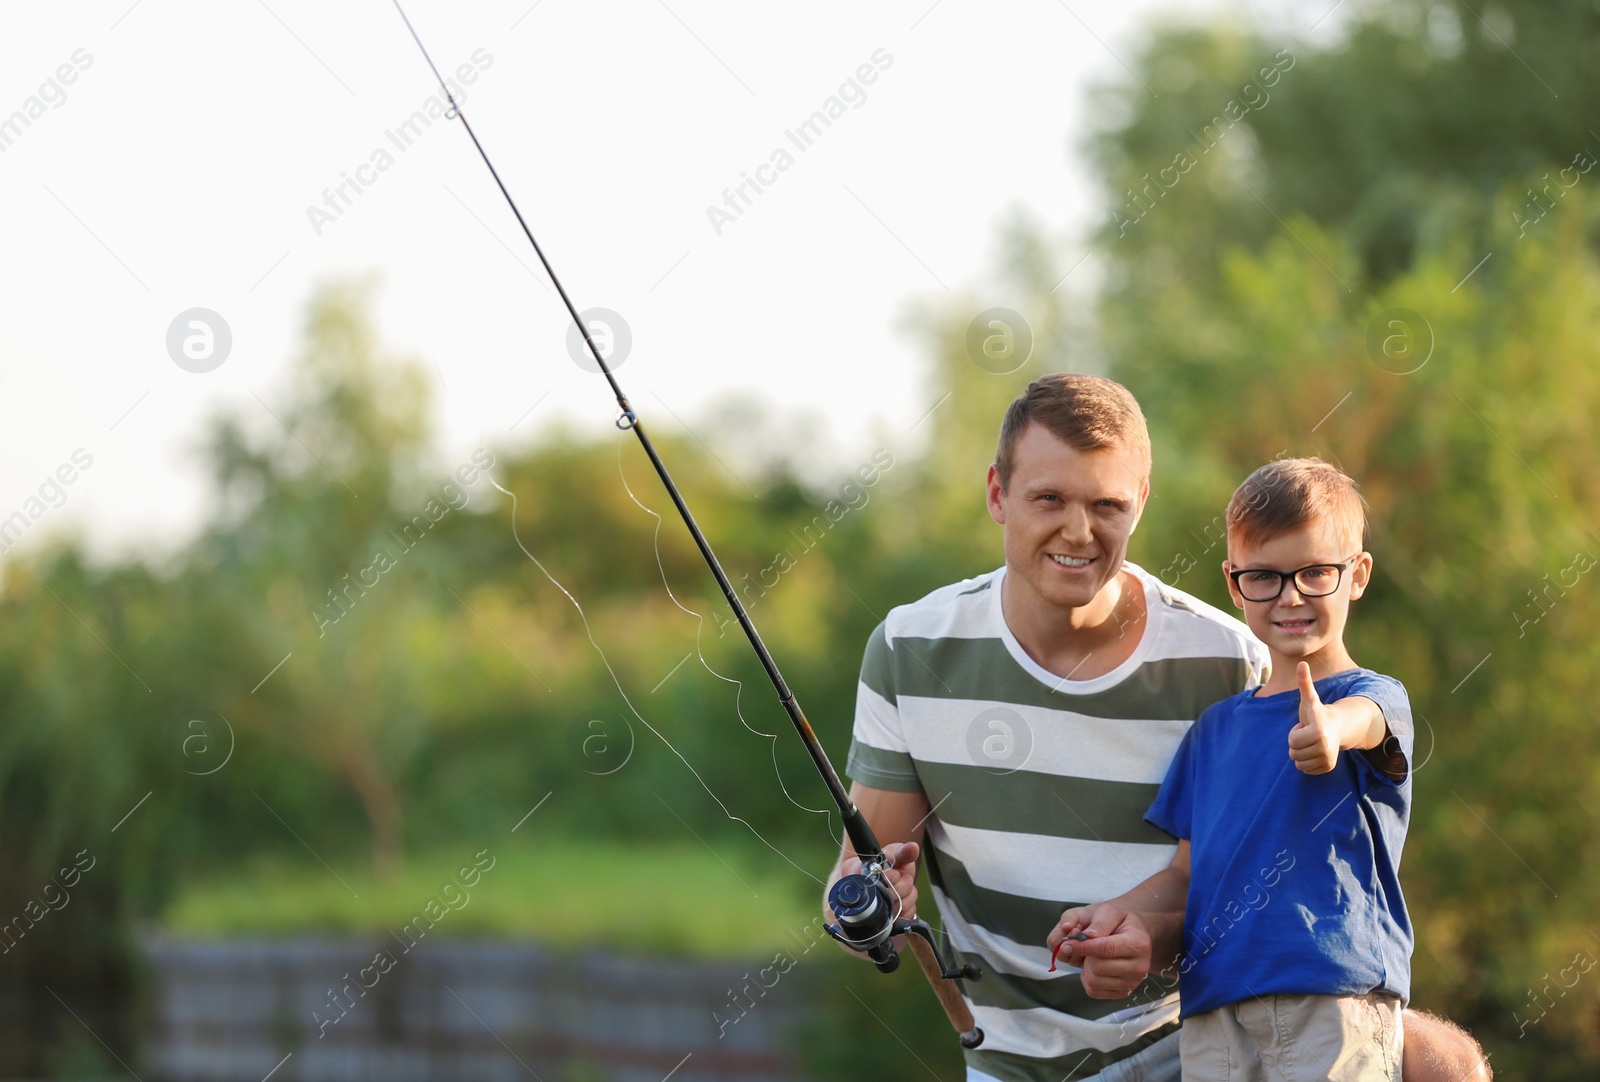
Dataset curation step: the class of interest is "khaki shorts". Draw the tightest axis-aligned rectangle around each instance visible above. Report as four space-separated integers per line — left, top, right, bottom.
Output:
1180 993 1403 1082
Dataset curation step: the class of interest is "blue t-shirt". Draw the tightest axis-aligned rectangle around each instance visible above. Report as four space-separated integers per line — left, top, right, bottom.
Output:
1145 667 1414 1019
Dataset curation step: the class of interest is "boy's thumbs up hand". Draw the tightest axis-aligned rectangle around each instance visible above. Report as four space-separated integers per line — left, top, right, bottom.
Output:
1287 661 1339 774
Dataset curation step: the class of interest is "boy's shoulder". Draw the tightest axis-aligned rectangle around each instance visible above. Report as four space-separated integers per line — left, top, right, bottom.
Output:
1343 666 1407 689
1187 665 1412 731
1325 667 1411 706
1188 685 1261 731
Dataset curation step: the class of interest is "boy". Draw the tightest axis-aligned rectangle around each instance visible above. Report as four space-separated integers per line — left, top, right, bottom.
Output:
1054 457 1414 1080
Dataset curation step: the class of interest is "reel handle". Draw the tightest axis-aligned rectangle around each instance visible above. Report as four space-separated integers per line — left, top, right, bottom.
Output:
898 919 984 1049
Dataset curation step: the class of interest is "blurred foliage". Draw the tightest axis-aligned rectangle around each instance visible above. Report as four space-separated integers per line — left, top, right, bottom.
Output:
163 840 818 958
1 0 1597 1077
793 948 968 1082
1089 1 1600 1075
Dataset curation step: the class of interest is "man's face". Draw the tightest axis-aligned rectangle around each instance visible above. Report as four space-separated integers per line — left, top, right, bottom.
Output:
986 422 1149 613
1222 514 1371 664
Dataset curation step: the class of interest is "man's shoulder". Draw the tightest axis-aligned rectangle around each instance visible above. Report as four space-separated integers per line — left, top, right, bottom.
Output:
878 566 1003 644
1130 564 1267 665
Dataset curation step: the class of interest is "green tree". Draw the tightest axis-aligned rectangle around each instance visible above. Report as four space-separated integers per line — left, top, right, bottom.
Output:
1080 3 1600 1070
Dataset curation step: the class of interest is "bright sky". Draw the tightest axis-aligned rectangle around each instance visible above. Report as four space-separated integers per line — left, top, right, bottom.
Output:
0 0 1336 563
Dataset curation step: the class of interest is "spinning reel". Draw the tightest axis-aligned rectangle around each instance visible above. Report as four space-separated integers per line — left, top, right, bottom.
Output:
824 860 985 1048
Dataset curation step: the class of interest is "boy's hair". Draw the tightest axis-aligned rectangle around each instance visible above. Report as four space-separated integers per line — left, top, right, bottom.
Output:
1226 457 1368 553
994 374 1152 491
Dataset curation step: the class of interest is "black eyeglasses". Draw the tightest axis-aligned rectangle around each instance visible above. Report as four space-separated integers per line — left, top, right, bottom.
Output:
1228 554 1361 603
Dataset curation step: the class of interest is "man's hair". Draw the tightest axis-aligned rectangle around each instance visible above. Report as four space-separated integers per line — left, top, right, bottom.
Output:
1225 457 1368 554
993 374 1152 491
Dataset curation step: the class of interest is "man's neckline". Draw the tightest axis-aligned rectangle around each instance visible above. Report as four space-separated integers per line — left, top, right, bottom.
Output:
992 562 1162 695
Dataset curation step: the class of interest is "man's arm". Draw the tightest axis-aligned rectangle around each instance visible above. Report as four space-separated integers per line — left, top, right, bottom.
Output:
1401 1009 1493 1081
822 782 931 957
1046 840 1190 997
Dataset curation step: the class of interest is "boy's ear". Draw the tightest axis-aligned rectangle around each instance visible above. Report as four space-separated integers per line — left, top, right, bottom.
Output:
1221 559 1245 609
1348 551 1373 600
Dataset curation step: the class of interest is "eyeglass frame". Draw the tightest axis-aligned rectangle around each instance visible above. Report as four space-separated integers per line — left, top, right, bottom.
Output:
1227 553 1364 603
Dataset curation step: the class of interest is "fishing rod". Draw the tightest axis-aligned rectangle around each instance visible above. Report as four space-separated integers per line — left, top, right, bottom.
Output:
390 0 982 1049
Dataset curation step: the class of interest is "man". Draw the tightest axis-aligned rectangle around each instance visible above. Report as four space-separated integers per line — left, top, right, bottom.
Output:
824 374 1490 1081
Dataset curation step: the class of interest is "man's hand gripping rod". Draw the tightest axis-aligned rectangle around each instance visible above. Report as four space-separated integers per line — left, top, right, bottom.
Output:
390 0 981 1051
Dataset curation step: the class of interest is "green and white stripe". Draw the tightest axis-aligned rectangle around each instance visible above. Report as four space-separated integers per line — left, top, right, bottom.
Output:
845 562 1268 1081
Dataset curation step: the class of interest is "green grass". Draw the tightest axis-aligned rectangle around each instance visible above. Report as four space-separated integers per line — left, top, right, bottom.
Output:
161 835 826 958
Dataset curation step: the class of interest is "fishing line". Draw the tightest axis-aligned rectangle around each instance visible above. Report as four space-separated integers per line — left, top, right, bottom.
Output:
391 0 878 868
392 5 985 1045
488 475 824 887
613 434 846 851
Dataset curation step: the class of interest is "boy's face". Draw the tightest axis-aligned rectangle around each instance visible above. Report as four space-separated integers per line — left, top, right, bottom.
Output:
986 421 1149 613
1223 514 1372 665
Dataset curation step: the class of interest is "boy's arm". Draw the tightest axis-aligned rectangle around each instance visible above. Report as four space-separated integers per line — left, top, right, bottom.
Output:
1288 662 1395 775
1048 840 1190 996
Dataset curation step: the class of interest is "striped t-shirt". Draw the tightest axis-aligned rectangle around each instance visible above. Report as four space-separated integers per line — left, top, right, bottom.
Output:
845 562 1269 1082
